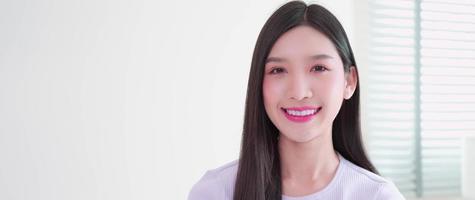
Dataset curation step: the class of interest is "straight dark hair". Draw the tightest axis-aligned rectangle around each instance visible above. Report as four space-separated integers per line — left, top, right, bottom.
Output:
233 1 378 200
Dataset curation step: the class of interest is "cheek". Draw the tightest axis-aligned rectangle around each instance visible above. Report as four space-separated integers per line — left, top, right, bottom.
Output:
320 75 345 99
262 78 283 105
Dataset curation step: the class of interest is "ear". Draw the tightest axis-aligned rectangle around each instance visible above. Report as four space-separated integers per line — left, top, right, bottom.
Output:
344 66 358 100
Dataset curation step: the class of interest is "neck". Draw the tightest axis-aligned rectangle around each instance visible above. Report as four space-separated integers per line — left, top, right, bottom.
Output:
278 130 339 182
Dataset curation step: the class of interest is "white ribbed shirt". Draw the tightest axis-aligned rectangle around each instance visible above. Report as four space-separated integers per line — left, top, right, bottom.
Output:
188 153 406 200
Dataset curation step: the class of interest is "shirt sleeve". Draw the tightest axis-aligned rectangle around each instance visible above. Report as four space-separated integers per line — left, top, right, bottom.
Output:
188 171 224 200
374 181 406 200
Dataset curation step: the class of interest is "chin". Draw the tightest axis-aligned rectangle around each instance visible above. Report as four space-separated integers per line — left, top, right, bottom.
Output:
281 131 321 143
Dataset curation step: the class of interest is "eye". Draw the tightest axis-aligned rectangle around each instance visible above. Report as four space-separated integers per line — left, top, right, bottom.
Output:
269 67 285 74
311 65 328 72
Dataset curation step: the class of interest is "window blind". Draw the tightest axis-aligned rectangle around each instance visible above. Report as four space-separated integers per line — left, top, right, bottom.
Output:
366 0 475 198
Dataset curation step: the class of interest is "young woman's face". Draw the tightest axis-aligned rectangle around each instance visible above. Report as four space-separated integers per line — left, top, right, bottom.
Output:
263 25 357 143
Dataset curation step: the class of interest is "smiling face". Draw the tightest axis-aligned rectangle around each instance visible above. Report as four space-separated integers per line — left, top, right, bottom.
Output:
263 25 357 143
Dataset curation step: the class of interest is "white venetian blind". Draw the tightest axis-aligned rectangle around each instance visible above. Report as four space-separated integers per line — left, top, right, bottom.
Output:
366 0 475 198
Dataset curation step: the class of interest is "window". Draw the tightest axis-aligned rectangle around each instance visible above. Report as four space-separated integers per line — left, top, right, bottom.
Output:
366 0 475 198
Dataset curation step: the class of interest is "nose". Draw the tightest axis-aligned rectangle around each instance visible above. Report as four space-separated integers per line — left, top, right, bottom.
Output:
287 74 313 101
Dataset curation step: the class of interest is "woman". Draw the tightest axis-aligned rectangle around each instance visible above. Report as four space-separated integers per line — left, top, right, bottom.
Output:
188 1 405 199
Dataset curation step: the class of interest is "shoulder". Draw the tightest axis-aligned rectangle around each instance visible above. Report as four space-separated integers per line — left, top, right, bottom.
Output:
339 157 406 200
374 181 406 200
187 160 239 200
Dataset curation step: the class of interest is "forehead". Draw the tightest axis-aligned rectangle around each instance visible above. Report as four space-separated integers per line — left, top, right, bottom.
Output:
267 25 338 60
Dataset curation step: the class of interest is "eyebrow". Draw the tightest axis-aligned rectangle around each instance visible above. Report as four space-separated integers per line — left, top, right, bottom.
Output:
265 54 334 64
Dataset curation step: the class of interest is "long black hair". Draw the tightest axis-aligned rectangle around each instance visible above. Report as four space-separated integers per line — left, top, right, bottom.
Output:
233 1 378 200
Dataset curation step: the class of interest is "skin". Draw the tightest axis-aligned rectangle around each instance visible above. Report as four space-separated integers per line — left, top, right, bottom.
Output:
262 25 358 197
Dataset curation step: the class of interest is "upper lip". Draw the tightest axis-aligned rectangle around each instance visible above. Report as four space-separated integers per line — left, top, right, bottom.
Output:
282 106 321 111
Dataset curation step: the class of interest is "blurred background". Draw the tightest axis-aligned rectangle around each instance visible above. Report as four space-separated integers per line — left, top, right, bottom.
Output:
0 0 474 199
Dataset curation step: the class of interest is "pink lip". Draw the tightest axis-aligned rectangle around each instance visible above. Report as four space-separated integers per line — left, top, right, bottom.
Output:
283 106 320 111
281 106 322 123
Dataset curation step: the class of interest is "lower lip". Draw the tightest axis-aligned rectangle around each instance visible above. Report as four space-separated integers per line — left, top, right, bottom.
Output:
282 108 321 123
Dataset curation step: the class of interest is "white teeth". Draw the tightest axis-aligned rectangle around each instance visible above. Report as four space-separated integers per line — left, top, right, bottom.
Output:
285 109 317 116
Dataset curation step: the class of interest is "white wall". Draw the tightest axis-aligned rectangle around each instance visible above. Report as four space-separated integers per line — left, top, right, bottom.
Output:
463 137 475 199
0 0 356 199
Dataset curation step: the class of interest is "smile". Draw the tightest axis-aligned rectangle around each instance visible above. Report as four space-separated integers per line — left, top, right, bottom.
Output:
281 106 322 123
